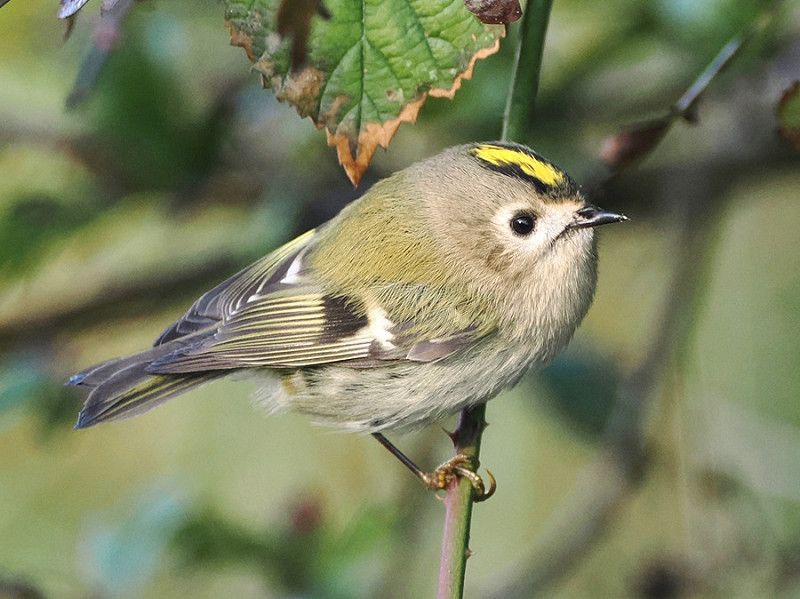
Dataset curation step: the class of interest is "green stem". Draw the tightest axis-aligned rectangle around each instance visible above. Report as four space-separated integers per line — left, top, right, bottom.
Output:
502 0 555 143
437 404 487 599
436 2 556 596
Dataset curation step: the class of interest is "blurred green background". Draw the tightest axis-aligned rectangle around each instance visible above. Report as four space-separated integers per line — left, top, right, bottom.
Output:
1 0 799 597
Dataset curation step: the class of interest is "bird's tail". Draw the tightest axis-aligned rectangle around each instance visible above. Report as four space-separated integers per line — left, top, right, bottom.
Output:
67 347 225 429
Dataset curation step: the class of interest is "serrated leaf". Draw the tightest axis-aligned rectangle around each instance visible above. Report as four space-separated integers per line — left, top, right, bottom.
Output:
777 80 800 151
224 0 504 184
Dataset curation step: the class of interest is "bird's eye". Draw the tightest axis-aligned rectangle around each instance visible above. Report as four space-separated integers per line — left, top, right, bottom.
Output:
510 213 536 236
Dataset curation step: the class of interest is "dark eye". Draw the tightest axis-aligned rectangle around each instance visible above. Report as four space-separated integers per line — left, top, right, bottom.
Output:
510 213 536 236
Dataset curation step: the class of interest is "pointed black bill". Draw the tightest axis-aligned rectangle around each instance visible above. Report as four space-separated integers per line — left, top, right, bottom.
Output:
571 205 628 229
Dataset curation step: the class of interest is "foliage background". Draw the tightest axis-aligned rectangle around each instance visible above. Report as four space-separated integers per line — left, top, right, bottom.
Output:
1 0 799 597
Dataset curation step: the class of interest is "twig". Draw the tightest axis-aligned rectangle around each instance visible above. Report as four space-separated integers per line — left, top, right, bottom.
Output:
437 405 488 598
502 0 554 143
672 5 779 119
66 0 138 108
597 3 782 179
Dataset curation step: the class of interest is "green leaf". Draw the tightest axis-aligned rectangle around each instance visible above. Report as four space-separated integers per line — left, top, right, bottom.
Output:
224 0 504 183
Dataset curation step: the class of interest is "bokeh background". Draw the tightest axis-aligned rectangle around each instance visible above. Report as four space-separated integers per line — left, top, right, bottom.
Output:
1 0 799 597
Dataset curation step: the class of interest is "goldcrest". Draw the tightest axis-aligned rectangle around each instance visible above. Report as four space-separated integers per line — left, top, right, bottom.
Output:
69 142 626 434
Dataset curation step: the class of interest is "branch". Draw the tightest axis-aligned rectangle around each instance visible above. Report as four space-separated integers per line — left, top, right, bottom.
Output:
502 0 554 143
66 0 139 108
437 405 488 598
596 2 782 180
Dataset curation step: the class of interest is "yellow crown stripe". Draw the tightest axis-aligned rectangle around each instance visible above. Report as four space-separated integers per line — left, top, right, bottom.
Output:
472 145 565 186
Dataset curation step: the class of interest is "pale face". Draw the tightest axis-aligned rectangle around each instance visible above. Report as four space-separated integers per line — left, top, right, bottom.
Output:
446 182 595 288
488 197 593 266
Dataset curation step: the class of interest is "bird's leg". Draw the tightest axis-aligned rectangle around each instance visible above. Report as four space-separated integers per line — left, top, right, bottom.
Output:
371 432 496 501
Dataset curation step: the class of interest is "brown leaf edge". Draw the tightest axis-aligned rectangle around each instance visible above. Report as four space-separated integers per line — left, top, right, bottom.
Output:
227 22 257 61
226 19 503 185
777 80 800 151
329 36 503 185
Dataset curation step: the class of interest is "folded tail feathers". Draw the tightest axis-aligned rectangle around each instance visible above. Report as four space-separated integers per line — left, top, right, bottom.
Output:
69 347 224 429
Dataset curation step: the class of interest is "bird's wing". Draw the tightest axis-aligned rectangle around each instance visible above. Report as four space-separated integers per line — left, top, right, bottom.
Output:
154 230 317 345
146 286 482 372
145 232 484 373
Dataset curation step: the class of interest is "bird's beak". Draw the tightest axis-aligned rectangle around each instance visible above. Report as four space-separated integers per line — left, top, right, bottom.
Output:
569 205 628 229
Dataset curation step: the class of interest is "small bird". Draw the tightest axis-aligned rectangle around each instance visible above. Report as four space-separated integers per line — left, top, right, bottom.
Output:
68 142 626 495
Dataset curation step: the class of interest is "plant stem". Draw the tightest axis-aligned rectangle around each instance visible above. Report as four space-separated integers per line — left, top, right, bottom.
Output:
437 404 487 598
436 2 555 596
502 0 555 144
